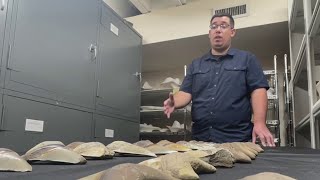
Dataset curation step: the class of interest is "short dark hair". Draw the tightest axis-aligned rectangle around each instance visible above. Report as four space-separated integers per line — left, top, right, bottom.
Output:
210 12 235 28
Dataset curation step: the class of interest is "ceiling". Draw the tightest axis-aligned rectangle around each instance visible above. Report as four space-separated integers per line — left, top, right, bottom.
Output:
142 21 290 72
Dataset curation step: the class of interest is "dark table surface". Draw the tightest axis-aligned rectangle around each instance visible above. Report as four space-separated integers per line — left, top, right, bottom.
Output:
1 147 320 180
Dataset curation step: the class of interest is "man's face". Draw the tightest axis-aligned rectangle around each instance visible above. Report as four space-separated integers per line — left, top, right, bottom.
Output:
209 16 236 51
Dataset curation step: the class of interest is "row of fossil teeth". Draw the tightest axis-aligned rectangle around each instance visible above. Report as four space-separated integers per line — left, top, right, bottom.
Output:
0 140 262 173
0 141 115 172
79 141 266 180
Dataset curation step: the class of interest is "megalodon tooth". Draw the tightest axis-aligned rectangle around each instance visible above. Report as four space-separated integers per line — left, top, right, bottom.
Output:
133 140 154 148
23 142 86 164
216 143 252 163
185 148 234 168
157 140 191 152
106 141 156 157
79 163 178 180
240 172 296 180
145 144 177 155
243 142 264 153
0 148 32 172
67 142 114 159
176 141 204 150
25 141 65 155
140 152 216 179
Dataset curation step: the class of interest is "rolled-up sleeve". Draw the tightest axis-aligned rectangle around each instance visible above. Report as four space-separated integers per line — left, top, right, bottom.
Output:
246 54 269 93
180 63 193 94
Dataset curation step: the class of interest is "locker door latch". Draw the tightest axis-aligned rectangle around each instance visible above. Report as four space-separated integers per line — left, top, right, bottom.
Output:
1 0 5 11
89 44 97 61
133 72 141 82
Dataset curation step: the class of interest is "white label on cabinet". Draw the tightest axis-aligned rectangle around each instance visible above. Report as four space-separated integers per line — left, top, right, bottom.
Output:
25 119 44 132
110 23 119 36
105 129 114 138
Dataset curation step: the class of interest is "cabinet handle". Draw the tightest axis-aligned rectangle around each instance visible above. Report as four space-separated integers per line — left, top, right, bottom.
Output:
6 44 11 70
284 54 289 104
89 44 97 60
133 72 141 82
1 0 4 11
0 105 5 130
96 80 100 97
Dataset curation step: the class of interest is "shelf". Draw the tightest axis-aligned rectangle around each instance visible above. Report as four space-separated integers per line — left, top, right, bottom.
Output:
295 113 311 131
141 88 173 95
266 120 280 125
292 35 306 85
263 70 275 75
141 89 173 106
313 99 320 117
268 95 277 100
309 0 320 36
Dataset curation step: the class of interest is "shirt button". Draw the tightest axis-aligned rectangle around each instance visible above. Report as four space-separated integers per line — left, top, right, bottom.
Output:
212 97 215 100
216 72 219 75
209 126 213 129
214 84 217 87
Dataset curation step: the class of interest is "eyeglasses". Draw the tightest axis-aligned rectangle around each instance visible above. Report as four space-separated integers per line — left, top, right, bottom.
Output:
209 24 232 30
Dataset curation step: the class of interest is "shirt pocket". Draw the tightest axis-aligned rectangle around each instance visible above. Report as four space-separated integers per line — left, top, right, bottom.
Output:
224 66 247 97
192 67 210 94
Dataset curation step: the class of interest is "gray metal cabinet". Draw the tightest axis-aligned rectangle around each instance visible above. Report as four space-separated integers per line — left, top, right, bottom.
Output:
0 0 9 87
94 114 139 144
96 4 142 122
0 1 142 152
0 95 93 153
4 0 99 110
0 0 6 65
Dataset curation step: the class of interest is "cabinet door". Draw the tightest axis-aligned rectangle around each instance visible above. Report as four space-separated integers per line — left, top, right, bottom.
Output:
96 5 141 122
0 0 9 87
0 0 6 64
0 95 93 153
94 114 139 145
4 0 99 109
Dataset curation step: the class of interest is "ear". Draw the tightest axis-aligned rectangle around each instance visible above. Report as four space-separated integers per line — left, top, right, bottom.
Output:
231 28 236 38
208 30 211 38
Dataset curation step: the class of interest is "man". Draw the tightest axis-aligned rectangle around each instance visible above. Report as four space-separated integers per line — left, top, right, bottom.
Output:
163 13 275 147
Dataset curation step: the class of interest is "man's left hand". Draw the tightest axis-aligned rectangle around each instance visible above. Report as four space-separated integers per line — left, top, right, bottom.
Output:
252 123 275 147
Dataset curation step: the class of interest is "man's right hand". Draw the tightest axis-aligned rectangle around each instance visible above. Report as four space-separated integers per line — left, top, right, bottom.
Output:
163 93 175 118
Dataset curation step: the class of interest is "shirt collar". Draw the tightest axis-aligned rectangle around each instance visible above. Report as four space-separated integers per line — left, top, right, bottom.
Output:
204 48 236 61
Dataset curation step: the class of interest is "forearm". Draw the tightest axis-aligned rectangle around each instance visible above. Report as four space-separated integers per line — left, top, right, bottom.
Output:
251 88 268 125
173 91 192 109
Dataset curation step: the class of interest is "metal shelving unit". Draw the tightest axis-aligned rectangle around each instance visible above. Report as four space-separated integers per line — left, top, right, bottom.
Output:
139 88 191 142
140 66 191 142
264 55 280 146
284 54 294 146
289 0 320 149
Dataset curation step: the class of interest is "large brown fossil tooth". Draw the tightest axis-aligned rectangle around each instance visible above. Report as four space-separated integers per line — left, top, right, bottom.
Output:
23 143 86 164
67 142 114 159
0 148 32 172
79 163 178 180
106 141 156 157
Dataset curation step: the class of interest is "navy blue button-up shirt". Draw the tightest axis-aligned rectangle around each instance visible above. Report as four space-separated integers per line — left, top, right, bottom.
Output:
180 48 269 143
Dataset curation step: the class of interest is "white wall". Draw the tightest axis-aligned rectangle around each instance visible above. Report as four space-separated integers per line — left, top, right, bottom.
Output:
288 0 293 19
126 0 288 44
